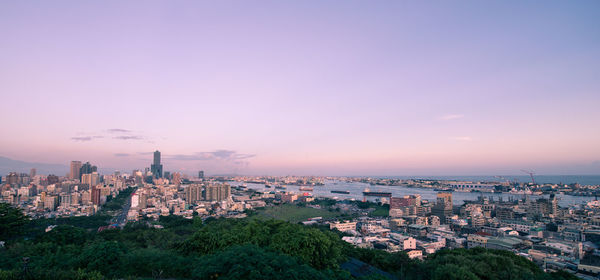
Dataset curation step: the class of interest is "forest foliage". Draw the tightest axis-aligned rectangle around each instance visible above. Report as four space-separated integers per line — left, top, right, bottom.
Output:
0 203 578 280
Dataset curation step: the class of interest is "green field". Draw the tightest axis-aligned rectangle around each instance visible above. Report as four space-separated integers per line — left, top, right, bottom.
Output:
254 204 343 223
368 204 390 217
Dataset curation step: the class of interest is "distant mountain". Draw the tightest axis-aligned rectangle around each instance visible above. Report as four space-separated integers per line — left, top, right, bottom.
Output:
0 156 67 176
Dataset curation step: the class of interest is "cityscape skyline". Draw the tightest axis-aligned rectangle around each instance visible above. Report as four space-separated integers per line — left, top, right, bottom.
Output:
2 2 600 279
1 1 599 175
0 153 599 179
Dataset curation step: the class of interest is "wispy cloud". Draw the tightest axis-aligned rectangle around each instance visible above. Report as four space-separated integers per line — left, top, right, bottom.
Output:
451 136 472 141
71 128 143 142
71 136 93 142
167 150 256 161
113 135 143 140
114 153 130 157
439 114 464 121
107 128 131 133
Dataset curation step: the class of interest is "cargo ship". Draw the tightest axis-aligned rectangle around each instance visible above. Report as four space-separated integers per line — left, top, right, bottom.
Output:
331 190 350 194
299 186 314 191
362 188 392 197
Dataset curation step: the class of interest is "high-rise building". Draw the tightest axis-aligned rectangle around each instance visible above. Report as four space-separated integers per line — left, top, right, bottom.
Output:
80 162 97 179
172 172 182 186
432 192 453 223
60 193 72 207
81 190 91 204
47 174 60 185
71 192 80 205
29 168 36 178
6 172 18 185
150 150 163 178
44 195 58 210
198 171 204 179
82 172 99 187
139 192 147 209
185 184 203 204
391 195 421 209
496 206 515 221
204 184 231 201
70 161 82 180
91 185 101 205
390 195 422 217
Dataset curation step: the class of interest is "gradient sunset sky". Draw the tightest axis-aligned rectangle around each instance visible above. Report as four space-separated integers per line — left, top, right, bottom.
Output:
1 1 599 175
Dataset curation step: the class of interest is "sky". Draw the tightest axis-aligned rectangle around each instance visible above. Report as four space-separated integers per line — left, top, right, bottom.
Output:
1 1 599 176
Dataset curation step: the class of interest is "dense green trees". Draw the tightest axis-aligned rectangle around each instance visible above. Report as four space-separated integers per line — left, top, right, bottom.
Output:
0 203 580 280
0 268 103 280
0 203 28 241
345 246 420 278
37 225 87 245
419 248 578 280
192 245 349 280
78 241 125 278
181 218 345 269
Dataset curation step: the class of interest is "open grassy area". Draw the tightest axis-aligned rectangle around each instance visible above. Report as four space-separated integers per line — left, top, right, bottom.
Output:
368 204 390 217
254 204 344 223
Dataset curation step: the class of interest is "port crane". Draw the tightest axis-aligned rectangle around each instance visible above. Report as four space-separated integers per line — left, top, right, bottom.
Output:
521 170 536 185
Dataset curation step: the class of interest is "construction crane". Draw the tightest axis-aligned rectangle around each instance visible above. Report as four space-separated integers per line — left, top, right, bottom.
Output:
521 170 536 184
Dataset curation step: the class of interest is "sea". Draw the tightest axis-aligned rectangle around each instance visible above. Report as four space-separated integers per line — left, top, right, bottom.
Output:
231 176 600 208
377 175 600 186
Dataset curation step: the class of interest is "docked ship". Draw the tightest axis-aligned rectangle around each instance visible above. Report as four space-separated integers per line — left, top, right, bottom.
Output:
331 190 350 194
299 186 314 191
275 185 286 190
362 188 392 197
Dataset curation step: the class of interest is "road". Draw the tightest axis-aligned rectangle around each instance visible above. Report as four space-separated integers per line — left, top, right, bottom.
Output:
111 188 136 227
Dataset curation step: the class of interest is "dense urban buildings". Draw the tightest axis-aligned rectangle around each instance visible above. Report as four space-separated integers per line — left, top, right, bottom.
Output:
3 160 600 279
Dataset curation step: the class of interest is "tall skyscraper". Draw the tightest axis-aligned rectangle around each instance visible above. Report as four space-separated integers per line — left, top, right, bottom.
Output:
70 161 82 180
150 150 163 178
29 168 36 178
198 171 204 179
79 162 97 179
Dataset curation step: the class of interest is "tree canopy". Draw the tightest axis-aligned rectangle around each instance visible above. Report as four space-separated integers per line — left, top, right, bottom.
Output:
192 245 348 280
0 203 28 241
0 203 579 280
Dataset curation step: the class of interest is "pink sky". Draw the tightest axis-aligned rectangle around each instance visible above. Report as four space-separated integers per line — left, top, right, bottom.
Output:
1 1 599 175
